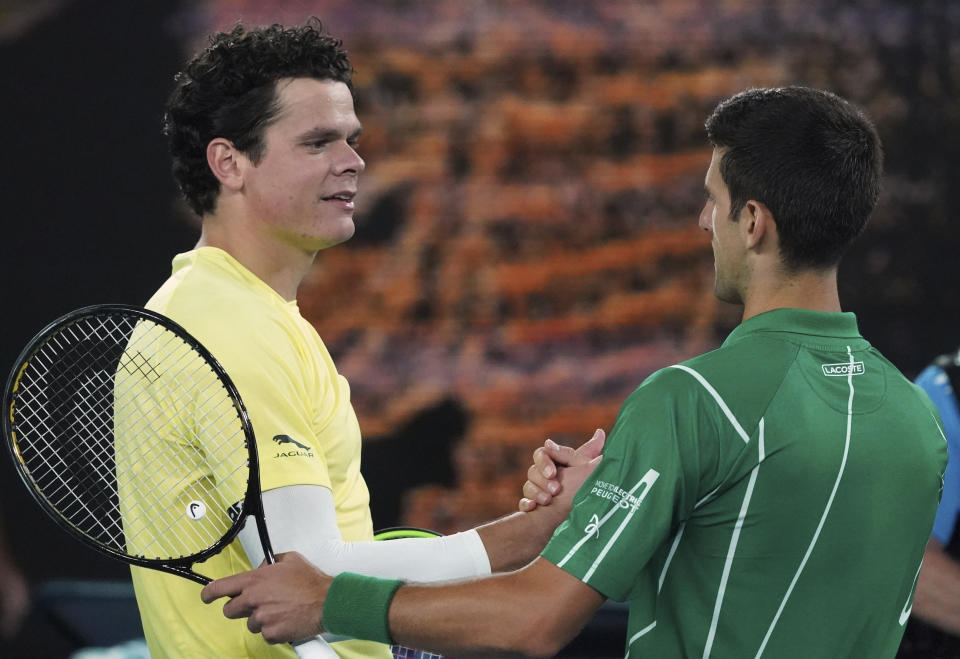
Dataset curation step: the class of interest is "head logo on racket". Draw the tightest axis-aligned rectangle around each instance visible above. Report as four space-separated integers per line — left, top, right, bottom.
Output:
187 501 207 520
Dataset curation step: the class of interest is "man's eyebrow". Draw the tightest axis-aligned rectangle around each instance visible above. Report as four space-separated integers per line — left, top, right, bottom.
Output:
297 126 363 142
297 128 340 142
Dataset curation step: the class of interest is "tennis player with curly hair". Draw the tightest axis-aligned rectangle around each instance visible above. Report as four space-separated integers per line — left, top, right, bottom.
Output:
138 18 603 659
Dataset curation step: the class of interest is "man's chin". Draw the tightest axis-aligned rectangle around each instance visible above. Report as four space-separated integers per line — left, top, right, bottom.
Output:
713 283 743 305
314 221 356 251
332 223 356 245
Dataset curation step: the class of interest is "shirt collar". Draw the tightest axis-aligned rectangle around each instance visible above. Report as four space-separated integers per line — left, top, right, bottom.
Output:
175 247 301 312
723 308 861 347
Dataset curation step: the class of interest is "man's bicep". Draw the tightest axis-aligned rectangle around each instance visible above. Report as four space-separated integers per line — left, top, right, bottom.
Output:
237 484 340 567
543 458 674 601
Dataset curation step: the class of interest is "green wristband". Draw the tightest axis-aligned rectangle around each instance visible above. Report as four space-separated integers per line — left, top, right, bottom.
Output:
322 572 404 645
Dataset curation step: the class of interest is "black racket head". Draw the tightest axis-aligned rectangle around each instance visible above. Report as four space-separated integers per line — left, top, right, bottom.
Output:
3 304 260 582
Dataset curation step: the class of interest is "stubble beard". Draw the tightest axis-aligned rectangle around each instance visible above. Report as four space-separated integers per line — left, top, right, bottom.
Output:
712 267 744 306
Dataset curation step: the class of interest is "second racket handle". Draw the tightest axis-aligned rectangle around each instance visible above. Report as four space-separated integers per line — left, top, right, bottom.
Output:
294 636 339 658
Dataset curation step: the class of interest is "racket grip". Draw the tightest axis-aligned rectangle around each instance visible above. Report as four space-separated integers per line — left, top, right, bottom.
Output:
293 636 339 658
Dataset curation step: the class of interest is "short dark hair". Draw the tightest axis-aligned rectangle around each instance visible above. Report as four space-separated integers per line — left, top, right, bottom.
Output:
164 18 353 216
704 87 883 270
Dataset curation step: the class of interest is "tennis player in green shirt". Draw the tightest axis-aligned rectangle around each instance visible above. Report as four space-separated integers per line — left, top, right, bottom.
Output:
202 86 948 659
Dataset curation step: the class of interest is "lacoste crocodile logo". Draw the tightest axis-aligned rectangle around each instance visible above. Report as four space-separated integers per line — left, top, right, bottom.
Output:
273 434 312 451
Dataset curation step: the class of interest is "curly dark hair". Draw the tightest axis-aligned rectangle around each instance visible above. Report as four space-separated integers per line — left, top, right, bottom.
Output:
705 87 883 270
163 18 353 216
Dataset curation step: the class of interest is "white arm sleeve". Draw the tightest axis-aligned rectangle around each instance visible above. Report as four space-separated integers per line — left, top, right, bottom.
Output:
237 485 491 582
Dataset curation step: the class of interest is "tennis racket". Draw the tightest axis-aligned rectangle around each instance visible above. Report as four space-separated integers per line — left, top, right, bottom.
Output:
374 527 454 659
3 304 336 658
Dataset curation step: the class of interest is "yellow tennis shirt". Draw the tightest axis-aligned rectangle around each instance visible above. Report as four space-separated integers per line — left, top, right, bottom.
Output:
129 247 389 659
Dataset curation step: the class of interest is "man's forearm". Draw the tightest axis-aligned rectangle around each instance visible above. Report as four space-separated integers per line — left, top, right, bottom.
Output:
385 558 603 658
913 537 960 634
203 551 606 652
476 453 598 572
475 506 566 573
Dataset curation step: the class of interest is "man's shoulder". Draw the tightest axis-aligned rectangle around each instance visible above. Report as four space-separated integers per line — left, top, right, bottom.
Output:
149 255 266 315
670 333 795 391
624 342 766 412
152 256 294 331
616 335 807 439
146 262 304 372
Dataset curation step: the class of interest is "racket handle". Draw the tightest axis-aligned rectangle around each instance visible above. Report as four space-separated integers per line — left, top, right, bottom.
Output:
293 636 339 658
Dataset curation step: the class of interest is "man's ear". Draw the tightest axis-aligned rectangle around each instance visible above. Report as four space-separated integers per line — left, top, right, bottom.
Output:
206 138 245 192
741 200 776 250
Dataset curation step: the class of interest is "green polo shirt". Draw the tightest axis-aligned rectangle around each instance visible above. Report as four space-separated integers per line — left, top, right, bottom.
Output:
543 309 947 658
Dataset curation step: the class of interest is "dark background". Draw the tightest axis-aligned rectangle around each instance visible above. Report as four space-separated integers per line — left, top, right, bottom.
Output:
0 1 195 655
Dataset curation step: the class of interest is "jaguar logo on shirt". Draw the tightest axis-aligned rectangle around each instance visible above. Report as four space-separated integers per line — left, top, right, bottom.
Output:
272 434 314 458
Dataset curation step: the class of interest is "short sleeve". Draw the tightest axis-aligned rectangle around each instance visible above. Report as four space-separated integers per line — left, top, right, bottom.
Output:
212 329 333 493
541 368 708 601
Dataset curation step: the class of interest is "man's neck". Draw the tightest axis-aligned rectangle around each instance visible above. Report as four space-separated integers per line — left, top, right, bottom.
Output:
741 265 841 322
196 214 316 302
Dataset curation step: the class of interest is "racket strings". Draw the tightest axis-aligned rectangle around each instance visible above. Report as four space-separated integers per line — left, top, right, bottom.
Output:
114 321 248 559
10 312 250 562
14 321 129 543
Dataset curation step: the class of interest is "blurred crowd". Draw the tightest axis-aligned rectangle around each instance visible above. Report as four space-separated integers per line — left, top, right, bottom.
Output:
193 0 959 531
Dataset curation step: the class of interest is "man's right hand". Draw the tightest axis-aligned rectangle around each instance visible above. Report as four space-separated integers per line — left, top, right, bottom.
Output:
519 428 605 512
